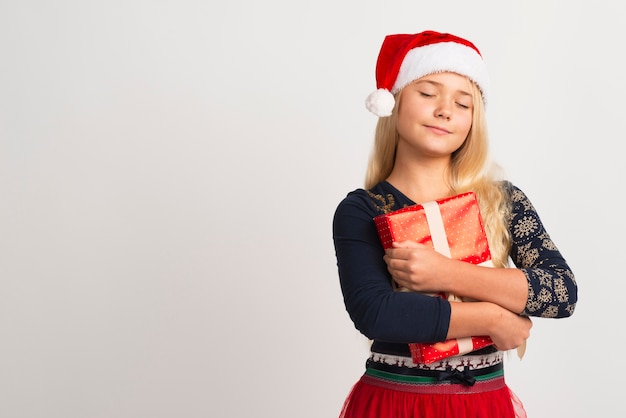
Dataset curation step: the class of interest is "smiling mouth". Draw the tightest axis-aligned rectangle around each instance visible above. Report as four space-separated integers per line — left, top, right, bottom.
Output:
426 125 451 134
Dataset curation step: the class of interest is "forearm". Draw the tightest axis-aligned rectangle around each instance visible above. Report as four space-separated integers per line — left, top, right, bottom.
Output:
442 259 528 314
446 300 531 350
446 300 498 339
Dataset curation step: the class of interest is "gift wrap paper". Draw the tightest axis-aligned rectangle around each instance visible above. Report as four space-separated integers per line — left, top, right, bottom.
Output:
373 192 495 364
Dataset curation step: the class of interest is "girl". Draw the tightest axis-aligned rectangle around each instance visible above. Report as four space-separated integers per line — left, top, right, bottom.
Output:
332 30 577 418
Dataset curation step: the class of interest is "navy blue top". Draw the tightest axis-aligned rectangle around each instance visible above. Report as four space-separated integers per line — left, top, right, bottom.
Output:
332 180 577 352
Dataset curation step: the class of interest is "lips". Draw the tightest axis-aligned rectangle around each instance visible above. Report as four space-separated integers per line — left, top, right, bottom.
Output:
425 125 451 134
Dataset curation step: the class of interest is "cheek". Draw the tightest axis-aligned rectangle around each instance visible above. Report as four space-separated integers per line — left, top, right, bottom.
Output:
395 106 413 136
397 100 425 127
458 114 473 136
395 109 419 138
395 119 408 140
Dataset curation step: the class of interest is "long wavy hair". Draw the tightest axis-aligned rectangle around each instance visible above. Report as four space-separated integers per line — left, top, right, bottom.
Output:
364 81 512 267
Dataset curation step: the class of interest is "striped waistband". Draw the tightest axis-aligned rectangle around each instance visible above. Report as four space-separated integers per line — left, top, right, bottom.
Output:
368 357 501 379
364 358 505 393
364 351 506 392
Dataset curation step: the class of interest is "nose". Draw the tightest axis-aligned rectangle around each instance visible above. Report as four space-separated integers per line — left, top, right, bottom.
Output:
435 106 452 120
435 101 452 120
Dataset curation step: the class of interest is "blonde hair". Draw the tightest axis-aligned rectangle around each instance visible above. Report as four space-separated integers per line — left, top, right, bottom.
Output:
364 81 511 267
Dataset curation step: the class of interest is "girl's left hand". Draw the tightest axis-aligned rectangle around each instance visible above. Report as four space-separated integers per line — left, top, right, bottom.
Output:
383 240 452 293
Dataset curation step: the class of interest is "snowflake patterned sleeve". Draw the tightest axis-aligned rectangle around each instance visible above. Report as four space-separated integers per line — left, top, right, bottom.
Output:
506 184 578 318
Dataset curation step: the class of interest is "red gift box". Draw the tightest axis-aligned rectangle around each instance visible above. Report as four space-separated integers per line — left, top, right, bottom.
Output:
373 192 494 364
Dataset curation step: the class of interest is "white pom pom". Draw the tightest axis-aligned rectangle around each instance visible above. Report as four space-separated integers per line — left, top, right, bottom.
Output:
365 89 395 117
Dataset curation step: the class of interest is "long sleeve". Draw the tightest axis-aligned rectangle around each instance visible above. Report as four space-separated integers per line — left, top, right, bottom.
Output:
332 189 451 344
506 183 578 318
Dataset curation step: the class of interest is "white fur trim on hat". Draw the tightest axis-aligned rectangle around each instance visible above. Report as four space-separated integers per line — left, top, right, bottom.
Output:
392 41 489 100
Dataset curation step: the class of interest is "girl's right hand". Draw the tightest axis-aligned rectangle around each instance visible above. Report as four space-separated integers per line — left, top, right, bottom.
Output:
488 306 532 351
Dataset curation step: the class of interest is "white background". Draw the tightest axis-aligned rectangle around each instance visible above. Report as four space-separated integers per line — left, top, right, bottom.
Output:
0 1 621 417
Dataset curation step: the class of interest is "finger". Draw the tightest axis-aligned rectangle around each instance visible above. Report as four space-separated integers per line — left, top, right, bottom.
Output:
385 248 410 260
392 240 418 248
385 257 402 271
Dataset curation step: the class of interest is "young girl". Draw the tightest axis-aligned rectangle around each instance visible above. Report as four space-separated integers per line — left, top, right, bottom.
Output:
332 30 577 418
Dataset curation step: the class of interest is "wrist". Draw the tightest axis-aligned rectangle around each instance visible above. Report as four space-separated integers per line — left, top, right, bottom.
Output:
443 257 468 296
484 302 504 335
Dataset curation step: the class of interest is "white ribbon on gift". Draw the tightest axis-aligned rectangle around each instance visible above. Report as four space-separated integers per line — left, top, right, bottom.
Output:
422 200 526 359
423 200 493 355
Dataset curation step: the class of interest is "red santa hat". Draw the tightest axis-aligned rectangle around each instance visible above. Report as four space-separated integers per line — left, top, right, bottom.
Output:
365 30 489 117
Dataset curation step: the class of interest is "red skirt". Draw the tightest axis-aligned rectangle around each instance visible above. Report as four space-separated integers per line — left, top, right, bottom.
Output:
339 357 526 418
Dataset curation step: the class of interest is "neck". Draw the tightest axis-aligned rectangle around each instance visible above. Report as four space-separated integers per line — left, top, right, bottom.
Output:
386 158 452 204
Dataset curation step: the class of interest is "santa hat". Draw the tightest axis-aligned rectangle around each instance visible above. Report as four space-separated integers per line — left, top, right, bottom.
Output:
365 30 489 117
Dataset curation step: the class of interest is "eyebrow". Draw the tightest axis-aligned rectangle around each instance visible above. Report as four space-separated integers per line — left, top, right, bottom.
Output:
414 79 473 98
